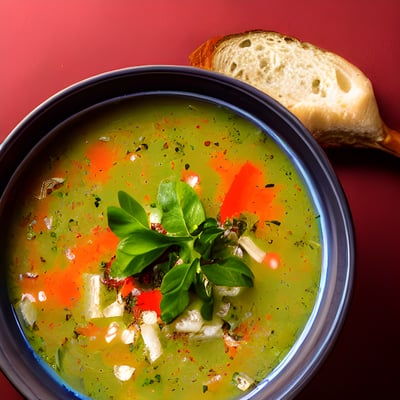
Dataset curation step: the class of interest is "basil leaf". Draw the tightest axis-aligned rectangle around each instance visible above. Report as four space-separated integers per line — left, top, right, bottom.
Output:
156 252 180 276
161 291 190 324
160 259 197 323
110 249 135 277
111 247 167 277
194 225 224 260
107 206 148 238
176 240 195 264
194 274 214 321
191 217 218 236
201 257 254 287
117 230 188 255
118 190 149 227
200 299 214 321
158 180 205 237
161 260 196 294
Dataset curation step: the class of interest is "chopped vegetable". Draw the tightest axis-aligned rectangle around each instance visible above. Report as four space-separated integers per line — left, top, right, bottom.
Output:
264 252 281 270
120 276 135 297
19 295 37 327
113 365 136 382
232 371 255 391
84 274 103 320
136 289 162 316
120 327 137 345
105 321 120 343
34 177 65 200
238 235 266 263
84 141 118 183
174 308 204 333
102 294 125 318
140 311 163 363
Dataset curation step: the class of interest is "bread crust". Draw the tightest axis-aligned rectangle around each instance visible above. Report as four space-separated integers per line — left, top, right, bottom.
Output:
189 30 400 156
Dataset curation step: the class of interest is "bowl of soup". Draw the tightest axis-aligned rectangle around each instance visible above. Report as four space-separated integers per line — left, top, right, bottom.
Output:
0 66 354 400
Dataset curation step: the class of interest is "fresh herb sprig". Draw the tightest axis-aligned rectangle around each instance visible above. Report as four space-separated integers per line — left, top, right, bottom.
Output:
107 180 254 323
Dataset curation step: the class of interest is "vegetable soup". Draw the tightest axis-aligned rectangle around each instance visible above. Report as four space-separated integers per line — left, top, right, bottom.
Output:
5 96 321 399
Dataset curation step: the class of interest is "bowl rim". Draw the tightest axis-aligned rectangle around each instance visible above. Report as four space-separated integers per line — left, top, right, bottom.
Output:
0 65 355 400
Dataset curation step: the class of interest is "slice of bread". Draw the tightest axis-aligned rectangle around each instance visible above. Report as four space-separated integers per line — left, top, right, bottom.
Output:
189 30 400 156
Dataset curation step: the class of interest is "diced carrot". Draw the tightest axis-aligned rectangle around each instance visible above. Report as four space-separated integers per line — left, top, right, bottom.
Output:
208 150 240 202
135 289 162 317
75 322 105 338
218 161 282 224
42 263 82 308
263 252 280 270
120 277 135 298
84 141 118 183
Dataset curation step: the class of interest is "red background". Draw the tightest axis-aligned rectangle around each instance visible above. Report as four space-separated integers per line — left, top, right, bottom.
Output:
1 1 399 398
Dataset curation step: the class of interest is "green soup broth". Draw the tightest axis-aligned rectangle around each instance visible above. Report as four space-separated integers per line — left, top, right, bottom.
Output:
5 96 321 399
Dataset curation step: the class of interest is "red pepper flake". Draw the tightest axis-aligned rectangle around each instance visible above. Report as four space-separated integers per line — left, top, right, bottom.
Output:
204 140 211 146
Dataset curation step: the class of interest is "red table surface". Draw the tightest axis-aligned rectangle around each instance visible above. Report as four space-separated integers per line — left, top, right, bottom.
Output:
1 1 399 399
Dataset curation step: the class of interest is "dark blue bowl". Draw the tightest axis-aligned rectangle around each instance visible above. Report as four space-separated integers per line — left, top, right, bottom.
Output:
0 66 354 399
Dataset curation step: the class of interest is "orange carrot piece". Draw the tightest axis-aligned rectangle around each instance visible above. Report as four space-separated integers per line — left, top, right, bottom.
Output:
84 141 118 183
75 322 105 338
263 252 281 270
135 289 162 317
120 277 135 298
219 161 280 224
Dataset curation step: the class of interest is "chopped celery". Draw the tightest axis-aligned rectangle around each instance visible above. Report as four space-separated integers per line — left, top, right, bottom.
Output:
232 371 255 391
140 311 163 363
19 295 37 327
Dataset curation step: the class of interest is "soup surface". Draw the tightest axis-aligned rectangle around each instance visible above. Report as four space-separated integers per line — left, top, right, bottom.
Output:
5 96 321 399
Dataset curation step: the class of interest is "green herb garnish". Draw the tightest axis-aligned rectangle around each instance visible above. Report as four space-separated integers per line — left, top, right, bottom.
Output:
107 179 254 323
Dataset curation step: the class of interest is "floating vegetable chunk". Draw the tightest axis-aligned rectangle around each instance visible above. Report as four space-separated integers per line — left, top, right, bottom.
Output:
5 96 321 400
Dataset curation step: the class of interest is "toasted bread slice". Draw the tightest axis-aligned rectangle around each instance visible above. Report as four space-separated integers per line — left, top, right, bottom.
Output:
189 30 400 156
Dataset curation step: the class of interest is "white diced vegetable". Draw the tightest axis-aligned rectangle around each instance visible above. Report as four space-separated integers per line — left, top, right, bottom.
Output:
102 294 125 318
113 365 135 381
19 295 37 327
214 286 242 297
105 321 120 343
37 291 47 302
83 274 103 320
121 328 136 345
216 301 231 317
43 216 53 230
238 236 266 263
232 372 254 391
149 208 162 224
198 321 223 338
140 311 163 363
141 310 158 325
174 309 204 333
